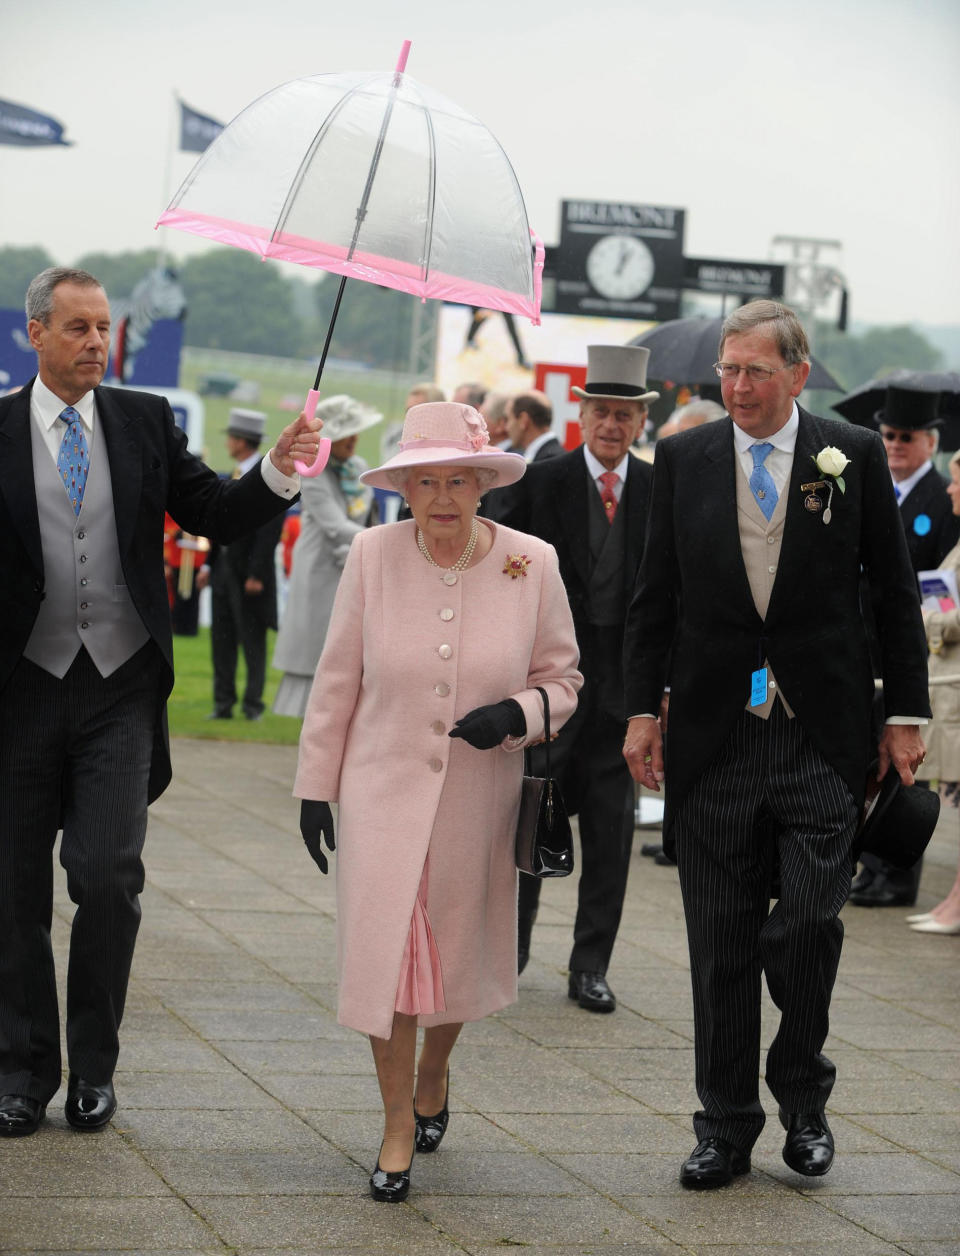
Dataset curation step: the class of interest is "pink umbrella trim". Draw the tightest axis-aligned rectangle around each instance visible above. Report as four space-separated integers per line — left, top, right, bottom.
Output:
157 207 544 324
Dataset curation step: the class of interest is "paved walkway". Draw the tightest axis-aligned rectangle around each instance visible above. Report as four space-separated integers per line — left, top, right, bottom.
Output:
1 738 958 1255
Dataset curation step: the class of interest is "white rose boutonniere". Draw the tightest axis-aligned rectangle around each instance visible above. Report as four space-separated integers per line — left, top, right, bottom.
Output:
806 445 850 525
813 445 850 493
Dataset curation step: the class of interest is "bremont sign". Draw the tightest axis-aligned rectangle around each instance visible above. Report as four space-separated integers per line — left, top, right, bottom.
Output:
556 200 686 321
683 257 785 299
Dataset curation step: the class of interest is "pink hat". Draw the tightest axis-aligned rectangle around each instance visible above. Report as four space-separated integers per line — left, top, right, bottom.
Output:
359 402 527 492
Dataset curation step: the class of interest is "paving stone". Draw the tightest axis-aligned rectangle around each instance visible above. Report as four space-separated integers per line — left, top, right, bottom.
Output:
826 1194 960 1241
489 1111 692 1154
143 978 322 1013
0 1199 217 1250
0 1134 170 1197
619 1191 886 1245
142 1147 365 1195
115 1069 278 1111
186 1194 466 1249
415 1193 661 1245
4 736 957 1256
115 1108 321 1150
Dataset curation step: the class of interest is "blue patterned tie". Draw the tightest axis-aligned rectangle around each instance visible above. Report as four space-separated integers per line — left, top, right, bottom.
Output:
57 406 90 516
749 442 777 521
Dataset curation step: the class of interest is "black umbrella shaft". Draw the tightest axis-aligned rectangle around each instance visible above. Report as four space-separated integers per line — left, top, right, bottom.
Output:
313 274 349 392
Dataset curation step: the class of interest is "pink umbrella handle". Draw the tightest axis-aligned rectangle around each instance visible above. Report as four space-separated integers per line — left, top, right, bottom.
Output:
294 389 332 476
395 40 411 74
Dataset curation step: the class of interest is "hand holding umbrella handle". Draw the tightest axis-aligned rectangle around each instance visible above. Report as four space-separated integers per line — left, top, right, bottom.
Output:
294 390 332 477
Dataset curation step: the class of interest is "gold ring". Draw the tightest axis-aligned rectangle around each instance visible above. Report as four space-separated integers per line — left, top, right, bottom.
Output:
643 755 652 764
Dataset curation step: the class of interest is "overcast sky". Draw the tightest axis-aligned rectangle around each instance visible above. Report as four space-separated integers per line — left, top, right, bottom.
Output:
3 0 958 326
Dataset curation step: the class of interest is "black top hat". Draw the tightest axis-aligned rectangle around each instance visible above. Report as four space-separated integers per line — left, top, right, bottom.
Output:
874 384 942 432
853 765 940 869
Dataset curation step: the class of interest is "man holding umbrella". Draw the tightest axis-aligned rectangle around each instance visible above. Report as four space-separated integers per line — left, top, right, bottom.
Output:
850 383 957 908
0 267 322 1137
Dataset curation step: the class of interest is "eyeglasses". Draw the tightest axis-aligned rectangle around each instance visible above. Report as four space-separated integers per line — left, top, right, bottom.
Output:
880 428 919 444
713 361 791 384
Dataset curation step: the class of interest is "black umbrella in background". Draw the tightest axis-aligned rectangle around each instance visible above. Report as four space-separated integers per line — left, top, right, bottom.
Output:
832 370 960 451
628 316 843 391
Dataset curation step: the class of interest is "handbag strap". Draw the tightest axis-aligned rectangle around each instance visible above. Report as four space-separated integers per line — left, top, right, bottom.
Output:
535 686 552 775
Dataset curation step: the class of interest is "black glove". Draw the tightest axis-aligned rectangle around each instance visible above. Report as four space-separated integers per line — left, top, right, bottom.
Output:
300 800 336 874
448 698 526 750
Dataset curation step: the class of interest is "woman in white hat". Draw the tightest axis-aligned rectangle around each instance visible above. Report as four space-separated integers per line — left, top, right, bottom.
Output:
272 395 382 717
294 402 582 1201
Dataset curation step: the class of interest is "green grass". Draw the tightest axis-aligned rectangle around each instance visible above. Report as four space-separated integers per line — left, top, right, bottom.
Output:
168 627 301 745
180 350 410 472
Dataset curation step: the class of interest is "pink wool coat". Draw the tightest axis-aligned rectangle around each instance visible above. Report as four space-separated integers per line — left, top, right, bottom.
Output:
294 519 583 1039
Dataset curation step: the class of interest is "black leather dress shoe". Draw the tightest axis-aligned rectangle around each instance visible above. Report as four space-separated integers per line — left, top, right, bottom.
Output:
780 1109 834 1176
640 842 663 857
568 971 616 1013
848 865 875 895
369 1141 413 1202
679 1137 750 1189
653 849 677 866
848 877 917 908
414 1071 449 1153
0 1094 45 1137
64 1075 116 1131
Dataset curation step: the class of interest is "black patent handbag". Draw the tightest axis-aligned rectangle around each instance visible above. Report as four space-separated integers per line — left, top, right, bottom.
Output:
514 687 574 878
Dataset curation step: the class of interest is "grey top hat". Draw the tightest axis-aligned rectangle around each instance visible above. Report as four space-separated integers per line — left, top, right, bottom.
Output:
572 345 660 405
226 408 267 444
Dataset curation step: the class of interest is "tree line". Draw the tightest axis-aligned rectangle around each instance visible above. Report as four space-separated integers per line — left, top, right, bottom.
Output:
0 244 944 386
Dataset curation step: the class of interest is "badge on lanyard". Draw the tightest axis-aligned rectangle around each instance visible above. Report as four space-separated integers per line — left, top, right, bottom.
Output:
750 667 768 707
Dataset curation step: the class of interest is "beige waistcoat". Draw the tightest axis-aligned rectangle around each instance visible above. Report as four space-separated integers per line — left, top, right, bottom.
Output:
735 457 794 720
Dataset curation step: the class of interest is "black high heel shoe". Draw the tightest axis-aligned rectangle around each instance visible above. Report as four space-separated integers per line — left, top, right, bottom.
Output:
369 1140 413 1203
414 1070 449 1153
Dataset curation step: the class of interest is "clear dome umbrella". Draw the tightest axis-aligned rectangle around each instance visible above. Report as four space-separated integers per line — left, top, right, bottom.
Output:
157 42 543 474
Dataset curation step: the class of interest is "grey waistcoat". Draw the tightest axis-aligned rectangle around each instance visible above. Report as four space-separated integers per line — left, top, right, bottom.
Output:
24 425 149 678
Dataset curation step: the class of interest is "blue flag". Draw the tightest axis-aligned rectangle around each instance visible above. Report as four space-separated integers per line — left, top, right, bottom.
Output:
0 98 72 147
179 101 224 153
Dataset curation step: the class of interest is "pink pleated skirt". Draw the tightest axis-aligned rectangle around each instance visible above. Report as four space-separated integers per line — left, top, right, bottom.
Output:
394 856 446 1017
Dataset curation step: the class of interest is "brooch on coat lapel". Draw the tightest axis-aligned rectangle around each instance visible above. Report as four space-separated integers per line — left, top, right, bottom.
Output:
503 553 531 579
802 446 850 525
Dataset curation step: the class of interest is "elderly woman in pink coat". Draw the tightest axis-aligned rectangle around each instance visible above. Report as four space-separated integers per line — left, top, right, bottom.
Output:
294 402 582 1203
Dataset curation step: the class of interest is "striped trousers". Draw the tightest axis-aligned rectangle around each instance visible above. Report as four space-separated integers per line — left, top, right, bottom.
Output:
673 702 857 1153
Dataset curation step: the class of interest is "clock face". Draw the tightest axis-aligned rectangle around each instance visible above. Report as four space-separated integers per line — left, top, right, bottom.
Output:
585 234 655 300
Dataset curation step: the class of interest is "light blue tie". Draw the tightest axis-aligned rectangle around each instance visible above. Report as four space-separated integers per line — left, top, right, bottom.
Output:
749 442 777 521
57 406 90 516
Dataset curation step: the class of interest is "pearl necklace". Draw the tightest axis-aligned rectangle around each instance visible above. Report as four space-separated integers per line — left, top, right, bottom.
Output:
417 517 479 575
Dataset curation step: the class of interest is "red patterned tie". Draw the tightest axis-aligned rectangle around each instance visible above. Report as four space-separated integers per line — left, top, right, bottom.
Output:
599 470 619 522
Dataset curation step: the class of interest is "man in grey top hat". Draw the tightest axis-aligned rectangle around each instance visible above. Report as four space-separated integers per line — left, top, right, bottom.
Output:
0 267 322 1137
501 344 657 1011
202 409 285 721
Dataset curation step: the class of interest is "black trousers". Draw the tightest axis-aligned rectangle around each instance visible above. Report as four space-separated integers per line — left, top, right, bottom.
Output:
519 661 635 973
0 645 159 1102
210 571 268 718
674 704 857 1153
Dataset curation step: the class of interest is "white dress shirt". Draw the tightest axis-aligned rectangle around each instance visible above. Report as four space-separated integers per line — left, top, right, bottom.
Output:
582 445 629 503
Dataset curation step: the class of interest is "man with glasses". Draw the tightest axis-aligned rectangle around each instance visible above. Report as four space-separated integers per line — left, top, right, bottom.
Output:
849 384 956 908
503 346 656 1010
623 300 929 1188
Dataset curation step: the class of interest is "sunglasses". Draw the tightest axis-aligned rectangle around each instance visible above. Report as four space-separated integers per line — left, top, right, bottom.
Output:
880 428 923 444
